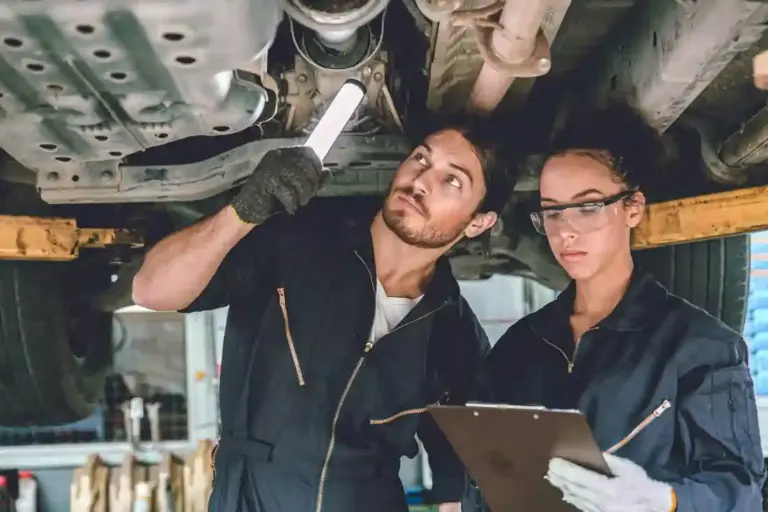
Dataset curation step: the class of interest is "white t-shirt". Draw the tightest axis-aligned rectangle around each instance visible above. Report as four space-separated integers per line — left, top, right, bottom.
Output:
369 279 423 344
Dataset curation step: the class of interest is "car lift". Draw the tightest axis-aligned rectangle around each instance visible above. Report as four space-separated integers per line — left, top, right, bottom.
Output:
632 185 768 250
0 185 765 261
0 215 142 261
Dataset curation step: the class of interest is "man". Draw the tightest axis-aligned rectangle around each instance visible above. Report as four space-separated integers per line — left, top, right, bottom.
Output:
132 115 514 512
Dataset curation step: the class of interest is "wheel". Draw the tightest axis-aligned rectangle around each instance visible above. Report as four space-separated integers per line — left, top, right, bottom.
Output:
0 260 113 426
633 235 749 333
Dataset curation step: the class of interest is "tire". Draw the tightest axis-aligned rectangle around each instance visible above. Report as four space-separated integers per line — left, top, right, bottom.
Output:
633 235 749 333
0 260 113 426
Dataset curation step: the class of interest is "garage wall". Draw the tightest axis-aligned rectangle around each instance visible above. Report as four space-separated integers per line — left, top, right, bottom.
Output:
460 275 557 345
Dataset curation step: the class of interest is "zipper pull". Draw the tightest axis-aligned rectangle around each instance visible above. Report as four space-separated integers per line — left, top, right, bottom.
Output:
567 362 574 373
653 399 672 417
364 341 374 353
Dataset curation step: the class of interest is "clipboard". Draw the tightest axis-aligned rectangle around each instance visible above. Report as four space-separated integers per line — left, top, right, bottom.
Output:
428 403 611 512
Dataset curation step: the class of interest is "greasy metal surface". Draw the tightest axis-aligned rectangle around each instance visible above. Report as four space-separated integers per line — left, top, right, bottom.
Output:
720 108 768 169
680 116 746 184
40 132 543 204
40 134 412 203
0 215 142 261
0 0 281 184
632 186 768 250
544 0 639 79
283 25 392 134
425 0 569 112
572 0 768 133
284 0 389 32
686 30 768 140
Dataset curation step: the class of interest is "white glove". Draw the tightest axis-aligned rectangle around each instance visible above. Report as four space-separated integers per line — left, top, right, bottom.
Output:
545 454 676 512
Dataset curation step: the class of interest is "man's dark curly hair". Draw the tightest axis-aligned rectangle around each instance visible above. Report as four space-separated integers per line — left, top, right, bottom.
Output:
547 103 669 193
408 112 518 215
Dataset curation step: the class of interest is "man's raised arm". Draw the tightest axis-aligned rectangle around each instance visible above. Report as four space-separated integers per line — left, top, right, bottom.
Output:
132 206 253 311
132 146 323 312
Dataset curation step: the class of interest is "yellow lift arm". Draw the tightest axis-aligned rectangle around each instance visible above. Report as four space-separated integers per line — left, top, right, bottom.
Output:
0 184 765 261
632 185 768 250
0 215 143 261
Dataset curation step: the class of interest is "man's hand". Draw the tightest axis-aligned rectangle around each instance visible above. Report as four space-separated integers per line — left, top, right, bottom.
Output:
438 503 461 512
231 146 323 225
546 454 676 512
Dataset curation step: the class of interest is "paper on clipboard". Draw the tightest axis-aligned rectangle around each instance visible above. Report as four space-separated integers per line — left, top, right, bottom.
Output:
428 403 611 512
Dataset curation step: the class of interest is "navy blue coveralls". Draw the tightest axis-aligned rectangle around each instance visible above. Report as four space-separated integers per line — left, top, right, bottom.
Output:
463 269 766 512
181 207 490 512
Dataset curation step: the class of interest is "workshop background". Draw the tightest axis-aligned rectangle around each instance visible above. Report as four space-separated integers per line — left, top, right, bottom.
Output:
1 234 766 511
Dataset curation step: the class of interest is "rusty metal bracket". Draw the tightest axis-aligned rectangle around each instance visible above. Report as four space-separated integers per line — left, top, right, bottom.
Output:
632 185 768 250
452 5 552 79
0 215 143 261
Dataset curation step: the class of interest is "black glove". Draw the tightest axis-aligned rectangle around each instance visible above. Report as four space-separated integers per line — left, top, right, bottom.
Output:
231 146 323 225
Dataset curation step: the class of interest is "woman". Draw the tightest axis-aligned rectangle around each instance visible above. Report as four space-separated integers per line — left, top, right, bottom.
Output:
463 105 766 512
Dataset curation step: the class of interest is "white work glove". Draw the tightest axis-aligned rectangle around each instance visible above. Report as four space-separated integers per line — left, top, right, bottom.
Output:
546 454 676 512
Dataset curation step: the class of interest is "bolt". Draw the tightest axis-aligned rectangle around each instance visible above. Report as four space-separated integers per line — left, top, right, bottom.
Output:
297 74 307 83
373 72 383 82
101 170 114 180
47 171 59 182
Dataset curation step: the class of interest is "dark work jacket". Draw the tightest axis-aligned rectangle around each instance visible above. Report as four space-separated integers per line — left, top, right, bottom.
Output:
462 270 766 512
182 208 490 512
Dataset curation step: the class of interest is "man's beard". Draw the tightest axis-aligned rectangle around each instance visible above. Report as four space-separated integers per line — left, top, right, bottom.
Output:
382 189 468 249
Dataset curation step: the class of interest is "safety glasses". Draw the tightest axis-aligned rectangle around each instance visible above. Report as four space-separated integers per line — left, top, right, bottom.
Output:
530 189 636 236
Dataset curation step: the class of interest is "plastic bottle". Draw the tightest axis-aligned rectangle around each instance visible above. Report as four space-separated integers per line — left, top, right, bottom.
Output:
15 472 36 512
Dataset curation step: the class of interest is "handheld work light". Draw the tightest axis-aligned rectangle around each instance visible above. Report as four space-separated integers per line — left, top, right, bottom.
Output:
303 79 367 161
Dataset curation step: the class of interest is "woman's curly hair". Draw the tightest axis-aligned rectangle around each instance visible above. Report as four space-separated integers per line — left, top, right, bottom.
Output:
547 103 671 195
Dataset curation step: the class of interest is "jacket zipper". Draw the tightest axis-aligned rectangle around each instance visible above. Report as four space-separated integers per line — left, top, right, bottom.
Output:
369 392 448 425
604 399 672 454
314 252 447 512
277 287 305 387
539 327 598 373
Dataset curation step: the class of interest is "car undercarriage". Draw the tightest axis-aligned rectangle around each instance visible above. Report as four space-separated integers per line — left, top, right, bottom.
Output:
0 0 767 425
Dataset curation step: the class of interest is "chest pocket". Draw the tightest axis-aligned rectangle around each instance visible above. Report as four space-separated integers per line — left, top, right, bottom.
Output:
268 252 371 389
270 283 341 387
604 399 672 454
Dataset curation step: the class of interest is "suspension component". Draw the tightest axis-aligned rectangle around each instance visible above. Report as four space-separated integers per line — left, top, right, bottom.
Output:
461 0 552 112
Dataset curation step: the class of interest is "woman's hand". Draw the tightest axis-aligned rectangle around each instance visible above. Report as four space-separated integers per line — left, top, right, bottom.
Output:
546 454 676 512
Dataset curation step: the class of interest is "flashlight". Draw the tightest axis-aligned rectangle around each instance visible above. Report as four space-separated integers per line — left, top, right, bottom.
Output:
304 79 367 161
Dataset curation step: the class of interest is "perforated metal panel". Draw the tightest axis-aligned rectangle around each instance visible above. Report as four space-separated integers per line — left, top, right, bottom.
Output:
0 0 280 189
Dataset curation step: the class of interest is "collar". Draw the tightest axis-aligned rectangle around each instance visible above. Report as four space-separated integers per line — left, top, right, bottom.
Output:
528 267 669 337
344 216 459 309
